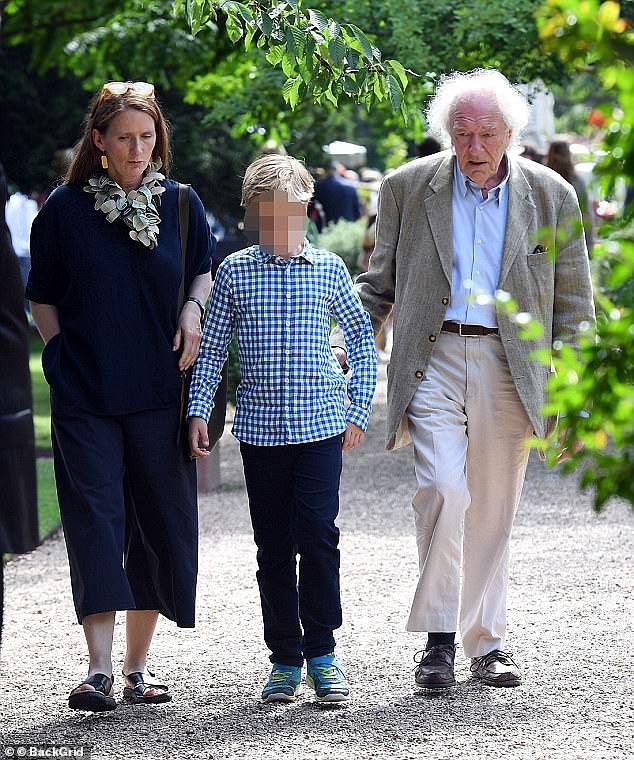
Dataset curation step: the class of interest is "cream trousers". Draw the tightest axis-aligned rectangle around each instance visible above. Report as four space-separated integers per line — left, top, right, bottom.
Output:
405 331 532 658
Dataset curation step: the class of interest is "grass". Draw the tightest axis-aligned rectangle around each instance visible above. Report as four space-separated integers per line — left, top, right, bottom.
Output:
30 333 51 450
37 459 60 537
28 333 60 536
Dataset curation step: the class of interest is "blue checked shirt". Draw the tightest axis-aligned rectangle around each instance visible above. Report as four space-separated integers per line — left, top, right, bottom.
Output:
187 242 377 446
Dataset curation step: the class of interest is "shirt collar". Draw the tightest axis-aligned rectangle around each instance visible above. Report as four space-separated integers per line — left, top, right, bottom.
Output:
454 154 510 204
251 239 315 265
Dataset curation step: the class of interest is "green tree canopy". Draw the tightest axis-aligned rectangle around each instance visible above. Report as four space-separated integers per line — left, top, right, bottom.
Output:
2 0 572 215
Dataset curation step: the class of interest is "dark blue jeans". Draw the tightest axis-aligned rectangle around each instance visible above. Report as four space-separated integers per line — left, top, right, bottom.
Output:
240 435 343 667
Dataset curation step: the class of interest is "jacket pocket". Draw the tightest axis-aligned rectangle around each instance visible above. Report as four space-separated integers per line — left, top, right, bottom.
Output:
527 252 549 266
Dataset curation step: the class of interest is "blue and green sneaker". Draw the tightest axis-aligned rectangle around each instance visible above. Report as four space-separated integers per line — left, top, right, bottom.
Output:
261 664 303 703
306 654 350 703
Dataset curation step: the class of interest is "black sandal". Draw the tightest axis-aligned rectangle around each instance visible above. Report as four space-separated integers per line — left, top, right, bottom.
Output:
122 670 172 704
68 673 116 712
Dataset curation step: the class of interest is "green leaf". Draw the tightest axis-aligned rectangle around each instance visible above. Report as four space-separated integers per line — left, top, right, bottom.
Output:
345 46 359 70
232 2 255 26
281 52 296 78
372 73 385 101
287 25 305 57
225 13 243 44
342 76 359 97
282 76 302 109
297 55 315 85
386 59 408 90
186 0 205 36
266 45 285 66
324 83 338 106
328 37 347 68
386 74 402 110
348 24 373 60
308 9 328 32
328 19 340 40
244 26 256 50
257 10 273 37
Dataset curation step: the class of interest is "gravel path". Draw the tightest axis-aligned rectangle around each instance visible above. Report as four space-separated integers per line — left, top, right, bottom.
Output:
1 363 632 760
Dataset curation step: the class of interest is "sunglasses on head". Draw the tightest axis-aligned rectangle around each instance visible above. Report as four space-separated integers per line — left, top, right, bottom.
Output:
101 81 155 98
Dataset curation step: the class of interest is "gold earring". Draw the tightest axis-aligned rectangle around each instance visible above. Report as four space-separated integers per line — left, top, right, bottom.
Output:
101 154 109 169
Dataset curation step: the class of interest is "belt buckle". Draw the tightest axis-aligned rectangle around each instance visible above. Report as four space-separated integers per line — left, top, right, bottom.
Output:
457 322 464 337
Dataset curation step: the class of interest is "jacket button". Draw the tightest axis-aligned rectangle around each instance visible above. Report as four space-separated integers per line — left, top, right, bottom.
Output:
415 370 424 379
429 334 437 342
442 297 449 305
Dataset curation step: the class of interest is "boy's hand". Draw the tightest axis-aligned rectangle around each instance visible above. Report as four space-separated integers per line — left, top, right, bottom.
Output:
189 416 210 458
342 422 364 450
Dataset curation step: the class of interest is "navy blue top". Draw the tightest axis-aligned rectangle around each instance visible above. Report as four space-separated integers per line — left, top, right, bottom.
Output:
27 179 215 415
314 174 361 224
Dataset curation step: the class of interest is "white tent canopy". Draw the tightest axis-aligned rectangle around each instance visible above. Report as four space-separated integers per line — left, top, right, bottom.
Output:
323 140 367 168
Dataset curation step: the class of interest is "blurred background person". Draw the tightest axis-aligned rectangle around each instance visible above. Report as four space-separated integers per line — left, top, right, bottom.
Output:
5 185 37 292
520 143 543 163
546 139 594 252
0 160 38 648
416 137 442 159
314 161 361 224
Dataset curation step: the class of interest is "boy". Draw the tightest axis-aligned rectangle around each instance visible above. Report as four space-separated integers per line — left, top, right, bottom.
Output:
188 155 377 703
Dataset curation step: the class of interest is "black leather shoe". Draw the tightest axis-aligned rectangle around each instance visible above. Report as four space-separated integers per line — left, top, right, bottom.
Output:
470 650 522 687
414 645 456 689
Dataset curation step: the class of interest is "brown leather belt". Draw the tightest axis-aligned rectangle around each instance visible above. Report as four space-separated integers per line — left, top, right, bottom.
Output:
441 321 499 337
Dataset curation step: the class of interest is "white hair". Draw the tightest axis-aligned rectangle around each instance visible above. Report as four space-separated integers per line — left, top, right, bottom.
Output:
426 69 530 148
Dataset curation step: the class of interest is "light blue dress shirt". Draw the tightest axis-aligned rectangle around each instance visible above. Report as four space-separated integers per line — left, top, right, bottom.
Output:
444 157 510 327
187 242 377 446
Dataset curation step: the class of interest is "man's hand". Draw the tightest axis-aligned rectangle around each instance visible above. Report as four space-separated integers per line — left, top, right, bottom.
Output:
342 422 364 450
173 302 203 371
189 416 210 458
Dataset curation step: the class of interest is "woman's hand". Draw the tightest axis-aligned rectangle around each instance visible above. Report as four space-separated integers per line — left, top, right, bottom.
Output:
189 416 210 458
173 302 202 371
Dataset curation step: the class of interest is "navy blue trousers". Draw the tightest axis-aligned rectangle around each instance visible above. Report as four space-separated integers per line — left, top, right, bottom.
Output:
51 398 198 627
240 435 343 666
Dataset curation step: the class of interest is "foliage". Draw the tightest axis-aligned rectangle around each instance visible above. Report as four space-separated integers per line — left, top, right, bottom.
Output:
2 0 579 209
534 0 634 510
175 1 413 116
0 44 87 194
316 217 366 275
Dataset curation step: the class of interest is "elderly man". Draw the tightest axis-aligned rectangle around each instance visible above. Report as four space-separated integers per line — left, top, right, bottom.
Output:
334 69 594 688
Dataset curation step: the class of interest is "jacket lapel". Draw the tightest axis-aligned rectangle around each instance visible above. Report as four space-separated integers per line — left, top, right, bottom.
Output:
424 155 455 286
498 158 536 286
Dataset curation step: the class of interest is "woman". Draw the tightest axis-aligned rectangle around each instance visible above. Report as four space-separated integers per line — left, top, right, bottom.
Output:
27 82 215 711
0 161 39 647
546 140 594 252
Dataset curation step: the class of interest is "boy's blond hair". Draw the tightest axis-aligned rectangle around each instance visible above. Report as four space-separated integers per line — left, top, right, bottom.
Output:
241 154 314 207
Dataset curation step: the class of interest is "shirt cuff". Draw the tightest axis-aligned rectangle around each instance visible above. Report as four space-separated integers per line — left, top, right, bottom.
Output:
187 399 213 421
346 403 371 431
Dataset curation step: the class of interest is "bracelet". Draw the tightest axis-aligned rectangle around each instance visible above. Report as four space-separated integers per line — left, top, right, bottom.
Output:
185 296 205 321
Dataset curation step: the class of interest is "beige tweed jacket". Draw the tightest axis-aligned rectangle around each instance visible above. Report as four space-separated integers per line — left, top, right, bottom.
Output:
339 151 595 450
